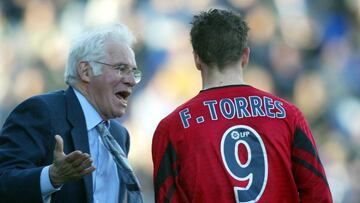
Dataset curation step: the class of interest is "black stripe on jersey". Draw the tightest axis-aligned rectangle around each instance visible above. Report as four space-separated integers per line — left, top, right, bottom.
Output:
292 156 329 187
155 143 179 202
292 127 329 187
293 127 321 163
164 184 176 203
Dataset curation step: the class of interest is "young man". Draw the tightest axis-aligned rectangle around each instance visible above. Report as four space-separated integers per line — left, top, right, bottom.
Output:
152 9 332 203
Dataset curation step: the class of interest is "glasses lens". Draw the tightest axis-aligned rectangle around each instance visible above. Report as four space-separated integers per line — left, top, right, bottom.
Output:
113 64 141 83
133 70 142 83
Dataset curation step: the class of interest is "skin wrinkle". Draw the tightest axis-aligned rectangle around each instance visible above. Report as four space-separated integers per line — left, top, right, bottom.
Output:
75 41 137 121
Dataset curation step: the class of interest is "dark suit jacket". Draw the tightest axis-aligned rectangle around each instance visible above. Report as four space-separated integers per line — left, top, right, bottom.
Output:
0 87 130 203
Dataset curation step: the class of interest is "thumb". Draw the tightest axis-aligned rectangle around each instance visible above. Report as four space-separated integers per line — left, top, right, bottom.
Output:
54 135 64 156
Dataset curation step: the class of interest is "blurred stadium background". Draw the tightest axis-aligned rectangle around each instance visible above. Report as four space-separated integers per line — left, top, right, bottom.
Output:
0 0 359 202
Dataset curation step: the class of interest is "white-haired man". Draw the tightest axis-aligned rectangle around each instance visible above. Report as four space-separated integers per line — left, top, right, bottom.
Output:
0 24 143 203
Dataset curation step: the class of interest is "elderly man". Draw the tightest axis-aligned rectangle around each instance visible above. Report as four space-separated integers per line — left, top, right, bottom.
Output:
0 24 143 203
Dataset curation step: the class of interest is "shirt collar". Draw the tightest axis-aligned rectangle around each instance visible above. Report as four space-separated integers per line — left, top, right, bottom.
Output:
73 88 103 131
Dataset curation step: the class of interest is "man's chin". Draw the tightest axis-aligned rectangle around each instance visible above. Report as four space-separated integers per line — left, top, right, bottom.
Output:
114 110 126 118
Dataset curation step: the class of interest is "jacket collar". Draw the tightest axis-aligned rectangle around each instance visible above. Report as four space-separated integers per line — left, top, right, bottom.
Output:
72 88 103 131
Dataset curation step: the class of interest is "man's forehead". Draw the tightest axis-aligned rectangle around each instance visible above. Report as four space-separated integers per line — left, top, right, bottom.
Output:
105 41 136 66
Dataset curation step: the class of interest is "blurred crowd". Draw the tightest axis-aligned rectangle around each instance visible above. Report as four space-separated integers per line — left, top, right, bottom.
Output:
0 0 359 202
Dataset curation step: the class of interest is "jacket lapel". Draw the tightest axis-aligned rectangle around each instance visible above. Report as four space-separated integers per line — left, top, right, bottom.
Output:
65 87 93 203
109 120 129 155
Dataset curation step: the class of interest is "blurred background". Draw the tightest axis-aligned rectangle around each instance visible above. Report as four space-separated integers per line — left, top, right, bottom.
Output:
0 0 359 202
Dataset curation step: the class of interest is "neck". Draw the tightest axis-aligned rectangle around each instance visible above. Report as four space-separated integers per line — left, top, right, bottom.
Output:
72 83 107 120
201 64 245 90
72 83 89 98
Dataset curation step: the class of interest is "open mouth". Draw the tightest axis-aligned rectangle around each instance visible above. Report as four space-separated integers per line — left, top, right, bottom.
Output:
115 91 131 101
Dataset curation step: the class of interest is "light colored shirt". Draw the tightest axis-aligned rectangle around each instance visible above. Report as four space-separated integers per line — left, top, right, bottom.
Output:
40 88 120 203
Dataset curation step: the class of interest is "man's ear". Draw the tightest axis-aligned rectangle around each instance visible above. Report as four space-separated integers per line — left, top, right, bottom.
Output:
77 61 92 83
241 47 250 68
193 52 203 70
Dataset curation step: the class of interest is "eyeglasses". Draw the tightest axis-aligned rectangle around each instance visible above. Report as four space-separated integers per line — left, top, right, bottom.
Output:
92 61 142 83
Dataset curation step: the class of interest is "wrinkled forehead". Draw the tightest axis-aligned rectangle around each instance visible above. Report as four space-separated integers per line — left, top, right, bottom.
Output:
104 40 136 67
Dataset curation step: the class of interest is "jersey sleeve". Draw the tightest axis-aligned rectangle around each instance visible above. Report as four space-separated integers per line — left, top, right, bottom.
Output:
152 119 189 203
291 108 333 203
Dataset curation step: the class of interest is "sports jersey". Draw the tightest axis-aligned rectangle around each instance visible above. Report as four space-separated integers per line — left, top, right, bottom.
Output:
152 85 332 203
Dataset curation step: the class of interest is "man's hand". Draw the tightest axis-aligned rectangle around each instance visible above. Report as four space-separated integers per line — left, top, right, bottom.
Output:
49 135 96 187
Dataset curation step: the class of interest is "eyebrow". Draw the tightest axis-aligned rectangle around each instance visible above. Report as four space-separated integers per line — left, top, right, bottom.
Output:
115 63 138 69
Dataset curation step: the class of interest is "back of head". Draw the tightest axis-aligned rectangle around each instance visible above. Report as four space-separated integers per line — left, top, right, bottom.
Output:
190 9 249 70
64 23 136 86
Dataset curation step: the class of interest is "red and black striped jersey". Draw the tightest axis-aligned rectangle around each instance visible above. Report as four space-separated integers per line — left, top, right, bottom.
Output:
152 85 332 203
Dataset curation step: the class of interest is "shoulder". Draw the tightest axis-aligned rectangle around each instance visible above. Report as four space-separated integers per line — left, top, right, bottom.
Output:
251 86 303 116
157 100 190 127
7 90 65 117
154 97 197 136
0 90 66 142
16 90 66 108
1 90 67 130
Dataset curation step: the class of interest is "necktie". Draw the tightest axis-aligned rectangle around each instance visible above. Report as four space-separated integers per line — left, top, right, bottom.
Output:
96 122 144 203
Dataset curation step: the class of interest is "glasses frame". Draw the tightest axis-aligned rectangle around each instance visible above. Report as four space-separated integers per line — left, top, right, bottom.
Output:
91 61 142 83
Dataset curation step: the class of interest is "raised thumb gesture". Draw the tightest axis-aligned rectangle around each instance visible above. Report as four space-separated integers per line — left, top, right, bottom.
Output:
54 135 65 159
49 135 96 187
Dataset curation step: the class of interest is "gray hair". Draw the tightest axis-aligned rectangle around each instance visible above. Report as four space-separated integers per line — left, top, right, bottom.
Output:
64 23 136 85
